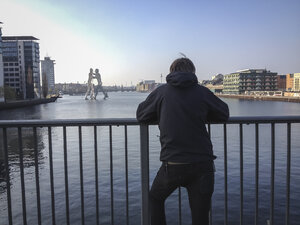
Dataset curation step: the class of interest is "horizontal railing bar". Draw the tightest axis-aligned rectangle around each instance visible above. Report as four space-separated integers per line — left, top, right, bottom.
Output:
1 116 300 127
0 118 139 127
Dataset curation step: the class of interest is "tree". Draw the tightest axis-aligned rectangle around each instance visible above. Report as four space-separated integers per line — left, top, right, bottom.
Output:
4 86 16 101
42 72 48 98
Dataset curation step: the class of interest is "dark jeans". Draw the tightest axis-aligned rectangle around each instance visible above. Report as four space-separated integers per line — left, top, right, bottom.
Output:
149 162 215 225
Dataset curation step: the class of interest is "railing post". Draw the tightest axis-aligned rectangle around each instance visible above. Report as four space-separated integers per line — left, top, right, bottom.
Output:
140 124 150 225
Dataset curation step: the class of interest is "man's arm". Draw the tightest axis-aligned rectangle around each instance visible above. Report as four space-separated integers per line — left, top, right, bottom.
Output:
206 90 229 122
136 90 161 123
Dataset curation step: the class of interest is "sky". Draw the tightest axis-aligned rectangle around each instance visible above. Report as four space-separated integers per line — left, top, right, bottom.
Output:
1 0 300 85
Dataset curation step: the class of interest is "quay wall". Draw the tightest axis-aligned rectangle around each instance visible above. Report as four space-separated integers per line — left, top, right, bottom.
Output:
217 94 300 103
0 96 58 110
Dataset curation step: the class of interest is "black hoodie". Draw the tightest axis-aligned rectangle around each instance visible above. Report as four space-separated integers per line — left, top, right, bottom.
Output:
136 72 229 163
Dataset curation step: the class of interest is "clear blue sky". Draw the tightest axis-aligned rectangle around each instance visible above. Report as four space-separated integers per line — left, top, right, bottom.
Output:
1 0 300 85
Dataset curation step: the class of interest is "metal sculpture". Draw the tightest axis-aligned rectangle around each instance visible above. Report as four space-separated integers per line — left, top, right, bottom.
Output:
85 68 108 100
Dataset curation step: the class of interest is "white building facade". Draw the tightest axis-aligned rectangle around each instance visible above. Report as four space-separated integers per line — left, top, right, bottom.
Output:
41 56 55 91
2 36 41 99
293 73 300 92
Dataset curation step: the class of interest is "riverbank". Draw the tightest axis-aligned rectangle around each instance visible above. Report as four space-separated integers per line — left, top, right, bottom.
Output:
217 94 300 103
0 96 58 110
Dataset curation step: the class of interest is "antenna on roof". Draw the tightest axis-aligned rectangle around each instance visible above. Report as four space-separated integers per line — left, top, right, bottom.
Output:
179 52 187 58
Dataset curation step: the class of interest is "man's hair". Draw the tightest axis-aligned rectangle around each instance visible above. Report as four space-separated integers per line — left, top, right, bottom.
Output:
170 58 196 73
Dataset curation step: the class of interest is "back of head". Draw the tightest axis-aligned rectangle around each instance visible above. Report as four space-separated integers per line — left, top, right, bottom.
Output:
169 58 196 74
167 58 198 88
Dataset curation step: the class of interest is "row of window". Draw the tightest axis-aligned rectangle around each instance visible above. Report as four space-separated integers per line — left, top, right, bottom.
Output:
4 73 20 77
3 52 18 57
4 68 19 71
3 42 17 47
4 62 18 66
5 78 20 82
4 82 20 87
3 47 18 51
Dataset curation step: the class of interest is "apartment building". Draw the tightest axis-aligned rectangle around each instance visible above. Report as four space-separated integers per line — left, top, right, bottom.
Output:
2 36 41 99
223 69 277 94
0 22 4 102
286 74 294 91
277 75 286 91
136 80 156 92
294 73 300 91
41 56 55 91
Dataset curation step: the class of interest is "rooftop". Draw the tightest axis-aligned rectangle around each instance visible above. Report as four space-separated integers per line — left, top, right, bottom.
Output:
236 69 267 73
2 36 39 41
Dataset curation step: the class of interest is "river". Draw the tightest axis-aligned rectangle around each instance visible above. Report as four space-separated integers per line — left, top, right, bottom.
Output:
0 92 299 225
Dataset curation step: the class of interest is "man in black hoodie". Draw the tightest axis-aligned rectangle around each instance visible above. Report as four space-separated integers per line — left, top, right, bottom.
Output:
136 58 229 225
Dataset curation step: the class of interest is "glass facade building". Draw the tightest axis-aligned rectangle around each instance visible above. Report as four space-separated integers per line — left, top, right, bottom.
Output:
41 56 55 91
0 24 4 102
2 36 41 99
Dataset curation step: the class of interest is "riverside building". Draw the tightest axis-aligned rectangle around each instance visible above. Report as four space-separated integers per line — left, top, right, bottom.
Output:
277 75 286 91
0 22 4 102
286 74 294 91
136 80 156 92
294 73 300 92
223 69 277 94
41 56 55 92
2 36 41 99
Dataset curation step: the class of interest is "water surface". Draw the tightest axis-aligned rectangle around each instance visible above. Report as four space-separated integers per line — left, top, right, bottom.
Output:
0 92 299 225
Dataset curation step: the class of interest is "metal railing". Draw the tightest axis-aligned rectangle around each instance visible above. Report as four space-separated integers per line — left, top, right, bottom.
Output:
0 116 300 225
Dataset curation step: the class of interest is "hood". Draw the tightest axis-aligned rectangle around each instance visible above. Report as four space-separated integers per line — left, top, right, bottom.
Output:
166 72 198 88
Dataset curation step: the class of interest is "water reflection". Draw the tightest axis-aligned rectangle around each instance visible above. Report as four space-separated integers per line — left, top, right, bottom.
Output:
0 127 45 193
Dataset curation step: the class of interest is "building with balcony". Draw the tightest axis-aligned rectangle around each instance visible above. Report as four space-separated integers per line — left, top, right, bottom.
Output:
0 22 4 102
223 69 277 94
2 36 41 99
294 73 300 92
286 73 294 91
277 75 286 91
41 56 55 91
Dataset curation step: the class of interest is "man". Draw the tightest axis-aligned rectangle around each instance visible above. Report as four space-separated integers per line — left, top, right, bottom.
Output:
85 68 94 100
136 58 229 225
94 68 108 99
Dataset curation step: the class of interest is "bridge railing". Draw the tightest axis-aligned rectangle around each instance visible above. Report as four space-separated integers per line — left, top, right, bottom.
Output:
0 116 300 225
